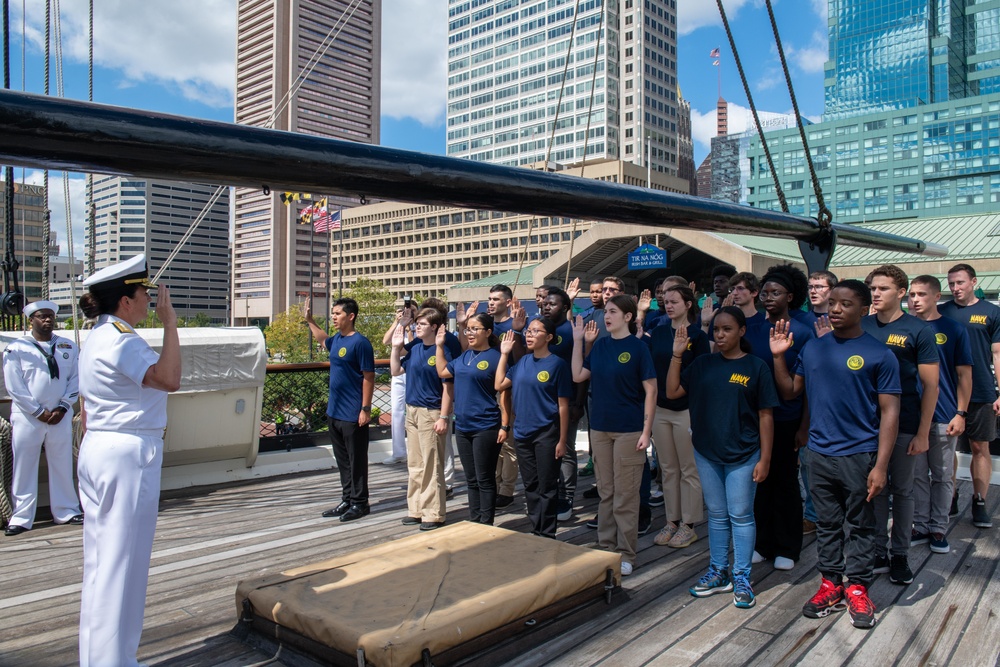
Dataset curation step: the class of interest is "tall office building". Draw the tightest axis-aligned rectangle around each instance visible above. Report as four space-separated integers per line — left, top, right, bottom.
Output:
825 0 1000 119
233 0 381 324
89 176 231 321
0 182 46 300
446 0 683 177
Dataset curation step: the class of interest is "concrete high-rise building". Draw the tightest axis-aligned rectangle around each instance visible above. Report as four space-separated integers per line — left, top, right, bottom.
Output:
233 0 381 325
677 94 695 194
445 0 683 178
0 182 46 300
89 176 231 321
825 0 1000 120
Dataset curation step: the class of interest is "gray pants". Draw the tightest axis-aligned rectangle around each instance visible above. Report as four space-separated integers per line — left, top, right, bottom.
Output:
873 432 917 557
558 412 582 501
808 449 878 587
913 423 956 535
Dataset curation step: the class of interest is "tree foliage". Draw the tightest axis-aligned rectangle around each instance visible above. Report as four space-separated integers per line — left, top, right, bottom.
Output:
346 277 399 359
263 304 328 363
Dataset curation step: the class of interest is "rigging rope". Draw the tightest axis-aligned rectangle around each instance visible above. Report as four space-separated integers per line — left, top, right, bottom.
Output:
715 0 788 214
152 0 365 284
763 0 832 229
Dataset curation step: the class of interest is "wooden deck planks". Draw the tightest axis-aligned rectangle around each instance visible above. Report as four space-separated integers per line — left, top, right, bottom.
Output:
0 460 997 667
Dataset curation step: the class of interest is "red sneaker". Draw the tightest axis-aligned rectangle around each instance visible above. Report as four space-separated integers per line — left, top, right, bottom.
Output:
802 577 845 618
845 583 876 629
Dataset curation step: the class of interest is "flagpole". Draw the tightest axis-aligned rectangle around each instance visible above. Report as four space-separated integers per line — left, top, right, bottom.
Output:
338 206 344 297
326 232 332 335
308 209 315 361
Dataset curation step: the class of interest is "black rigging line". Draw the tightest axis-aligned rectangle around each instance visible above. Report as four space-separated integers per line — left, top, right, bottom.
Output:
2 0 24 319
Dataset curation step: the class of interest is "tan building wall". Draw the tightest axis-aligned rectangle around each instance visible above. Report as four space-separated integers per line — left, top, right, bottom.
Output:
0 182 47 300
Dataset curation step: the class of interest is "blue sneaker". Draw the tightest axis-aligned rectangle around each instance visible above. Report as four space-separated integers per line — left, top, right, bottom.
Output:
689 567 733 598
733 573 756 609
929 532 950 554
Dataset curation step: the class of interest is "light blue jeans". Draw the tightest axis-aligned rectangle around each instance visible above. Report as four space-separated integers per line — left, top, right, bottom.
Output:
693 449 759 578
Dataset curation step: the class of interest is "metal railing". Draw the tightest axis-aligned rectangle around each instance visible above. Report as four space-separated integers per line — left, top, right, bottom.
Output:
259 360 394 453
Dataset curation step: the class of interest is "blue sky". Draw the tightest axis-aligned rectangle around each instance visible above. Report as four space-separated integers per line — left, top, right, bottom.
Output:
5 0 829 256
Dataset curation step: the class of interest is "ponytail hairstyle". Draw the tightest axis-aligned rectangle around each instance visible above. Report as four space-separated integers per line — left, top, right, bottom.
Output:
664 284 697 324
608 294 639 335
711 305 752 354
470 312 499 348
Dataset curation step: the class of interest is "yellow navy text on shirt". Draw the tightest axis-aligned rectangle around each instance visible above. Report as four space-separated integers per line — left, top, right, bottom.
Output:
729 373 750 387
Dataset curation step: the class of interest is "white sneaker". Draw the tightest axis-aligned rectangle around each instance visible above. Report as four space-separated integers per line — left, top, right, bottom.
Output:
621 561 633 576
382 456 405 465
774 556 795 571
752 550 765 564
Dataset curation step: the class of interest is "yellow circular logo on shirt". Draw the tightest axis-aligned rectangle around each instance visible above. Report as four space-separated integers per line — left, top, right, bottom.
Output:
935 333 947 345
537 370 550 382
338 347 347 358
847 355 865 371
428 356 436 366
618 352 631 364
477 360 490 370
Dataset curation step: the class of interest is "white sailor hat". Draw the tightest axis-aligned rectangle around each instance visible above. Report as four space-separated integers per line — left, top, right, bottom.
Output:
23 300 59 318
82 254 157 292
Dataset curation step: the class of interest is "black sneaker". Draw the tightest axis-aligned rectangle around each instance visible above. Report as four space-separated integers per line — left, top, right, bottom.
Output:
873 554 890 575
972 494 992 528
950 492 959 517
889 555 913 585
585 515 598 530
910 530 930 547
583 486 600 500
495 494 514 508
638 507 652 536
557 498 574 522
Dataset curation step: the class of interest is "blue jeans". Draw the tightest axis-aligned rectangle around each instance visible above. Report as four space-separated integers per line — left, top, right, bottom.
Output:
693 449 759 578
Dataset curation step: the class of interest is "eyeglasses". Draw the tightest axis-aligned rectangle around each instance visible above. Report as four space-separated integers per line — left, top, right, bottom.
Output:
759 290 789 300
464 327 486 334
524 328 545 337
730 285 749 293
602 287 622 294
807 284 829 291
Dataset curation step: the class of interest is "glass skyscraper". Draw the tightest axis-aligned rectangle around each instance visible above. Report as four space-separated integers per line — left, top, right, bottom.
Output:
825 0 1000 119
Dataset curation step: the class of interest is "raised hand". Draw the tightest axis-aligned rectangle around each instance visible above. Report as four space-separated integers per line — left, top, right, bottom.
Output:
455 302 470 327
769 319 794 355
462 301 478 326
572 314 586 342
672 323 690 356
435 323 447 346
700 295 715 323
583 320 599 344
391 324 406 348
400 307 414 327
637 289 652 313
303 296 313 320
511 298 526 330
814 314 832 338
566 277 580 302
721 293 735 308
155 285 177 328
500 329 516 355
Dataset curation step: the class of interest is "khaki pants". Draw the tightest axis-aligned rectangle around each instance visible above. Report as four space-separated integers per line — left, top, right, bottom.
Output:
405 405 447 523
592 430 645 565
651 407 703 525
495 438 519 496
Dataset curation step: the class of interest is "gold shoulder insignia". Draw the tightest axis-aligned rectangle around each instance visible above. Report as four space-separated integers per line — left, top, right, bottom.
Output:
112 321 135 334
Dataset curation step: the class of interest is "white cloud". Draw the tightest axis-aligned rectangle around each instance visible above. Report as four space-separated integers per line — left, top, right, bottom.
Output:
381 0 447 125
18 171 89 261
677 0 752 36
15 0 236 108
690 102 800 153
785 31 828 74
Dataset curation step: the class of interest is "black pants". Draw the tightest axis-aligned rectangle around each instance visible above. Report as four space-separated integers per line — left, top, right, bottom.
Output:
328 417 370 505
808 449 877 587
516 422 561 538
754 418 804 561
456 428 502 524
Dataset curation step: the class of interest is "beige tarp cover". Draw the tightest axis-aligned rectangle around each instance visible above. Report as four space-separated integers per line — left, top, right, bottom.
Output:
235 522 621 667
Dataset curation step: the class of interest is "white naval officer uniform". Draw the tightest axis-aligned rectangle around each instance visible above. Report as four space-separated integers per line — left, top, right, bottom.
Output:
77 255 169 667
3 326 81 528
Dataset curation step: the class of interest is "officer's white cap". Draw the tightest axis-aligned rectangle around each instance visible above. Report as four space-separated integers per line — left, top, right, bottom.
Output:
82 254 157 291
23 300 59 317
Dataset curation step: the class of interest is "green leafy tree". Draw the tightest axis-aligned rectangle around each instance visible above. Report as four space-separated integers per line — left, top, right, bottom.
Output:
263 304 329 363
346 277 400 359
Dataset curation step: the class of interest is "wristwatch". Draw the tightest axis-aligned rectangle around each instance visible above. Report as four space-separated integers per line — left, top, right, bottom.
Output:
500 425 511 432
361 405 372 413
956 410 968 418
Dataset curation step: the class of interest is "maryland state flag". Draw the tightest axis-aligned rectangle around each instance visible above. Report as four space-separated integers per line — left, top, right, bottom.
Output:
281 192 313 205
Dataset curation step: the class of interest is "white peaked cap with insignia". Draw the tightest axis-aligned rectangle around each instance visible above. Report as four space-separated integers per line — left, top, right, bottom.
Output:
82 254 157 291
23 300 59 317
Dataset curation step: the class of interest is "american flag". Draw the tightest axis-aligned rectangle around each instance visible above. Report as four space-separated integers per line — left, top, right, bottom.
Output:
313 205 341 233
709 47 720 58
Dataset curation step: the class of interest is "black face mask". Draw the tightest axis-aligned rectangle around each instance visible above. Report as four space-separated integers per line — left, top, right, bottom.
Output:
31 341 59 379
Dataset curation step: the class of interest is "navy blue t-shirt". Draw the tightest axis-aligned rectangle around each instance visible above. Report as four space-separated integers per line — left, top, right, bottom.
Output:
745 316 814 422
681 353 779 465
925 316 973 423
861 313 938 434
793 308 823 329
446 348 502 432
506 353 573 441
644 309 668 331
584 335 657 432
939 299 1000 403
548 319 575 363
794 333 901 456
493 317 515 338
325 332 375 422
401 341 452 409
646 322 710 410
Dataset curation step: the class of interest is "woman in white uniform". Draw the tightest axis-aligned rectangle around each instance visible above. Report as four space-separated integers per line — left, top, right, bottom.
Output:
76 254 181 667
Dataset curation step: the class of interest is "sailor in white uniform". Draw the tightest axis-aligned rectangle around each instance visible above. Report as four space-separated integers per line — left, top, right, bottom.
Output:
3 300 82 536
76 254 181 667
